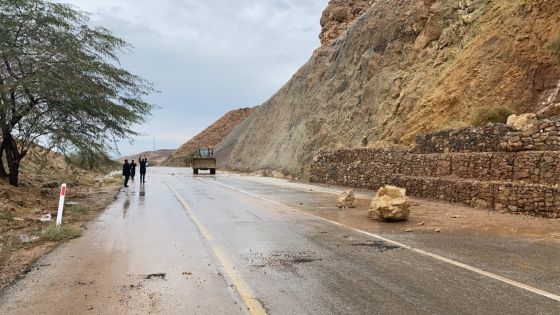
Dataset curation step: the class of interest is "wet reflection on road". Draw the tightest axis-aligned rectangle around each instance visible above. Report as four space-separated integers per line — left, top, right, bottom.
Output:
123 191 131 218
139 182 146 199
2 168 558 315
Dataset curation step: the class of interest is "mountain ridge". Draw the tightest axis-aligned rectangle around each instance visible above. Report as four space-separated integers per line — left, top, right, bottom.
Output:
217 0 560 176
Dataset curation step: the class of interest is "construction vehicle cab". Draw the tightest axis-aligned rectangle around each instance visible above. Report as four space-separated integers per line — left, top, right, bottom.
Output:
192 147 216 175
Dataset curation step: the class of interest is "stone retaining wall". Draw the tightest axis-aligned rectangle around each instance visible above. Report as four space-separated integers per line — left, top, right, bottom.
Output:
310 117 560 218
313 149 560 186
413 117 560 153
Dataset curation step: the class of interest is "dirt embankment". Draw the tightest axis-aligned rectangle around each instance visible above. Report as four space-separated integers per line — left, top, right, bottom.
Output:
164 108 255 166
0 148 120 289
217 0 560 176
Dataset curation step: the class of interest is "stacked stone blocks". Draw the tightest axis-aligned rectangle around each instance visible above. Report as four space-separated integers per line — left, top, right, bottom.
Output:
310 117 560 218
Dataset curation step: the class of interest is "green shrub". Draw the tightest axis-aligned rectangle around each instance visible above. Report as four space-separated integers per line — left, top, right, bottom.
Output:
65 150 120 172
0 208 14 221
471 106 513 127
41 223 82 241
547 33 560 62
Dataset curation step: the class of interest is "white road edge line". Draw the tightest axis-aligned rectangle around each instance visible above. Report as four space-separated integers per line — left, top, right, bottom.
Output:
165 181 267 315
210 179 560 303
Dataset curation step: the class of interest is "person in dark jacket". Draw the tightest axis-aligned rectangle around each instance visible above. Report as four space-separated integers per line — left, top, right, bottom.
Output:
122 159 131 187
139 157 147 183
130 159 137 181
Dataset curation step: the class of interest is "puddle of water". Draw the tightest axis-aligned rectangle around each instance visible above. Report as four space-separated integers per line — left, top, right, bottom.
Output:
292 257 322 264
144 273 166 280
350 241 400 252
248 250 322 271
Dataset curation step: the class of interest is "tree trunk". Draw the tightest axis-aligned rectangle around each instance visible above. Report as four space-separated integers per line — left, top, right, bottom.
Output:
3 132 20 186
0 143 8 178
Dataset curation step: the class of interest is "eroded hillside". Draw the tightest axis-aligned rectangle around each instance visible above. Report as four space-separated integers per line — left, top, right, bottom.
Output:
217 0 560 176
164 108 255 166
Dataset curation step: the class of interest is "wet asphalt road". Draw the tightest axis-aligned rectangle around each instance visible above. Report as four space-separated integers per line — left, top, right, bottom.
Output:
1 168 559 314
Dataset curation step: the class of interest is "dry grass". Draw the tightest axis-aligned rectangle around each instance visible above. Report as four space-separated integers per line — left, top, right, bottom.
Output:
547 32 560 62
471 106 513 126
437 120 471 131
67 204 91 219
41 223 82 242
0 208 14 222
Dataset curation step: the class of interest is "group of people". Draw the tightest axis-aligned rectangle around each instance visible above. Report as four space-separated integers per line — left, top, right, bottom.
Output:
122 157 148 187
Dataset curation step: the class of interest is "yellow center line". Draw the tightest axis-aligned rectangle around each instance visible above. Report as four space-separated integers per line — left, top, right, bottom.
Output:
165 180 267 315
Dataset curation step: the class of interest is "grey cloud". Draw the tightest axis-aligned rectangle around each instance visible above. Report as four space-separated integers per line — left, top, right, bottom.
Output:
59 0 329 155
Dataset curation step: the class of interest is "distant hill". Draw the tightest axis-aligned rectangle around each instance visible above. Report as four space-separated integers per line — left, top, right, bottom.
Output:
163 108 255 166
118 149 175 166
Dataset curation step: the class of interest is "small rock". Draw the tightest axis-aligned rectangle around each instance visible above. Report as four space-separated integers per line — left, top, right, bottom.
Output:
38 213 52 222
404 228 413 232
19 234 40 243
42 181 59 188
417 221 425 226
435 229 441 233
337 189 357 208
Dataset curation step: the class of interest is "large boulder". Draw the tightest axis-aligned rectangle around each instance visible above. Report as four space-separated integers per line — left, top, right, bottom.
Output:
368 186 411 221
338 189 357 208
506 113 538 131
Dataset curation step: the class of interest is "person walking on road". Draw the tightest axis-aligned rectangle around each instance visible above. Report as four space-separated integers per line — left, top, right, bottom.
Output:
122 159 131 187
139 157 147 183
130 159 137 181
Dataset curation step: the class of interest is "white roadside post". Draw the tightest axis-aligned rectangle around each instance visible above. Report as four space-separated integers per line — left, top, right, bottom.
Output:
56 184 67 226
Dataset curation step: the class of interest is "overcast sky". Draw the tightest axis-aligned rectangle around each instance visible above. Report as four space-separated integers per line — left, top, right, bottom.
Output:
59 0 328 156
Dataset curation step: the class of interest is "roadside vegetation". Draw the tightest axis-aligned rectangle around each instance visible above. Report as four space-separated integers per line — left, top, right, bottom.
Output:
0 152 122 289
41 223 83 242
66 204 92 219
547 32 560 61
0 0 154 186
65 151 121 173
471 106 513 126
0 0 148 290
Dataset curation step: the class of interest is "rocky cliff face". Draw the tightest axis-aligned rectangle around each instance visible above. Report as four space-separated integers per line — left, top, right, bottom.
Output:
217 0 560 176
164 108 254 166
319 0 372 45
